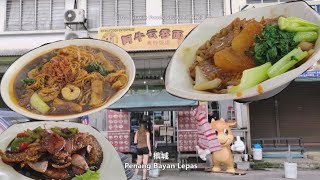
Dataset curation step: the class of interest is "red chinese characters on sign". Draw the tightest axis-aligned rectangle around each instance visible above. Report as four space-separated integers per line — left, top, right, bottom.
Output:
172 30 184 40
146 39 170 47
177 110 197 130
106 110 130 131
99 24 197 50
121 34 133 45
146 29 158 39
176 104 207 152
134 31 145 42
177 131 198 152
119 28 186 47
107 131 131 152
106 110 130 153
159 28 171 39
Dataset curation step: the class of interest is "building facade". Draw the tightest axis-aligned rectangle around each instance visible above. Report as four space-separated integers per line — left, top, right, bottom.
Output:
1 0 320 151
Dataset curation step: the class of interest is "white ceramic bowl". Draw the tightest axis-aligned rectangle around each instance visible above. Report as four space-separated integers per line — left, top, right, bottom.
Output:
0 121 127 180
165 1 320 102
0 39 135 120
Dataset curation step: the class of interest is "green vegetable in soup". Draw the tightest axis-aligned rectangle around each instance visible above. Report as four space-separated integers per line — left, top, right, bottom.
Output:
228 62 272 93
278 16 320 32
267 47 308 78
29 93 50 114
293 31 318 43
253 25 296 66
21 78 35 86
85 61 108 76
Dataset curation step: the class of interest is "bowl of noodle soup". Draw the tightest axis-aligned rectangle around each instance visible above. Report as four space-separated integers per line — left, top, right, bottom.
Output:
0 39 135 120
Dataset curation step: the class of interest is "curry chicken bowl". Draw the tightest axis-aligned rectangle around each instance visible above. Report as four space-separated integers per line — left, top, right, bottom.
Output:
165 1 320 102
0 39 135 120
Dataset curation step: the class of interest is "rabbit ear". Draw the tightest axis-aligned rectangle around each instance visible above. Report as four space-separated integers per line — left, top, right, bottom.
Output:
220 118 225 122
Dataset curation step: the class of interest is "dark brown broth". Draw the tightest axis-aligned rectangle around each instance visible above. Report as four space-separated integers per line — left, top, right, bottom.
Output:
13 46 126 115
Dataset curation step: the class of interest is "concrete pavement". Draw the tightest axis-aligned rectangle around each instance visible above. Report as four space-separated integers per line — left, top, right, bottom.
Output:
148 169 320 180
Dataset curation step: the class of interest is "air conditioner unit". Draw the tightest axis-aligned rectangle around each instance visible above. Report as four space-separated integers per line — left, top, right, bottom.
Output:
64 9 85 24
65 30 88 40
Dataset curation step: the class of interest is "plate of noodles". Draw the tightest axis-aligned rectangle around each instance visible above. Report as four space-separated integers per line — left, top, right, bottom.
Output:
0 121 127 180
165 1 320 102
0 39 135 120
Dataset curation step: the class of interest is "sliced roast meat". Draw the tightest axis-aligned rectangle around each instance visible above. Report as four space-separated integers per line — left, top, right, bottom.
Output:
66 133 103 165
51 151 71 164
0 143 45 163
66 132 93 153
72 165 86 175
87 135 103 166
64 139 73 154
41 131 65 154
52 162 71 169
43 167 70 180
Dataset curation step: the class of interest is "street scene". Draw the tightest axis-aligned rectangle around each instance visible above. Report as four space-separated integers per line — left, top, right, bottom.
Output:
1 0 320 180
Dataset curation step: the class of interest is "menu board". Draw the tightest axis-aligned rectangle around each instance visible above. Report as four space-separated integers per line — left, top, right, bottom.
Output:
106 110 130 153
176 104 208 152
177 104 207 130
177 131 198 152
106 110 130 131
107 131 131 152
177 111 197 130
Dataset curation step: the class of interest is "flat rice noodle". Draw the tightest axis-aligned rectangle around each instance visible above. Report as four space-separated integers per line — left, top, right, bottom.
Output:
89 80 103 106
53 98 82 112
95 52 115 72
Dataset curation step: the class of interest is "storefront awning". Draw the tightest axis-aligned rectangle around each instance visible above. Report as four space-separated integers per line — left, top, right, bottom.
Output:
108 91 198 111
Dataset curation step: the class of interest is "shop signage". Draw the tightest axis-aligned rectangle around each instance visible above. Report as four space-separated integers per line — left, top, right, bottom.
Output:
177 104 207 152
299 70 320 78
298 62 320 78
106 110 131 152
98 24 197 51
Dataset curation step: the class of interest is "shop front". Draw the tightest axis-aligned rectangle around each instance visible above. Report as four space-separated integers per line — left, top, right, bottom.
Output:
1 0 320 179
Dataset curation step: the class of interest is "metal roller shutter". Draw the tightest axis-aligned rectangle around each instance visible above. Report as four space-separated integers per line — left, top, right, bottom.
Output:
102 0 116 26
277 82 320 144
37 0 51 30
87 0 100 28
162 0 224 24
177 0 192 24
209 0 224 17
6 0 65 31
133 0 146 25
21 0 36 30
162 0 176 24
6 0 21 31
117 0 131 26
51 0 65 30
250 97 278 139
250 82 320 145
194 0 208 23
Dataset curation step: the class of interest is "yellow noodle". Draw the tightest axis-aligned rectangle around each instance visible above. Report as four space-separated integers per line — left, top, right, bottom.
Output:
18 45 128 114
